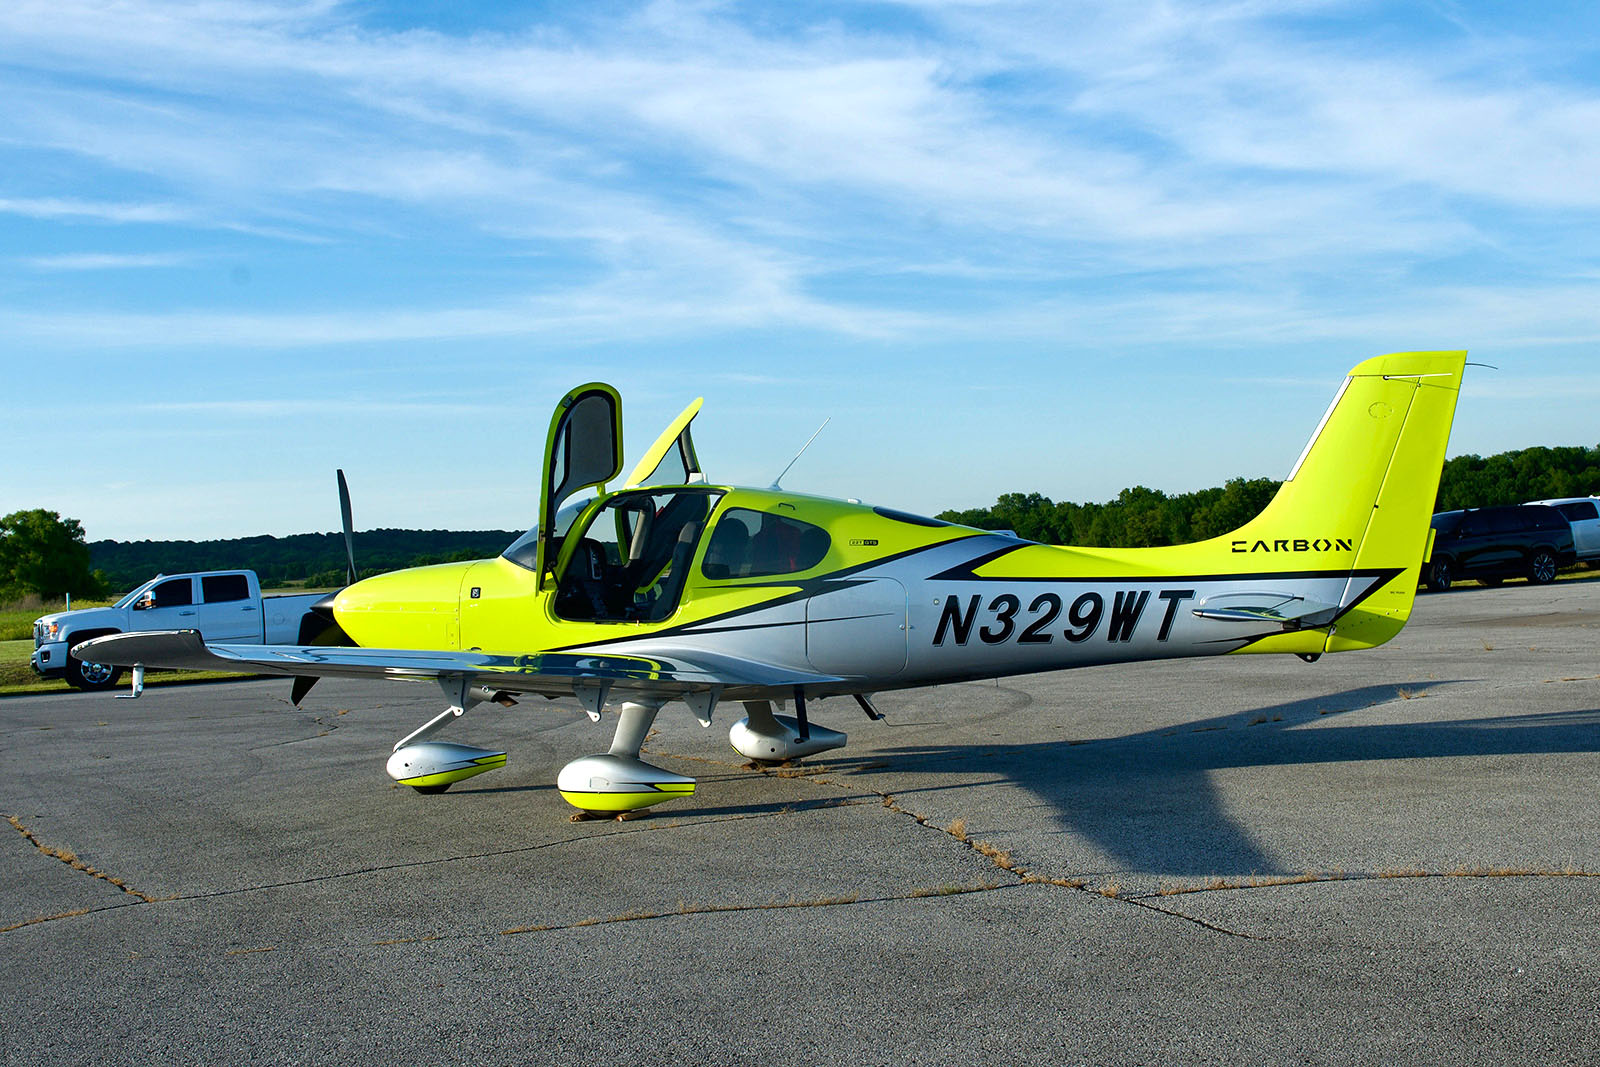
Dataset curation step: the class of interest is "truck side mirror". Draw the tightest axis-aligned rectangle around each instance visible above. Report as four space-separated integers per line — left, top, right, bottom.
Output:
135 594 155 611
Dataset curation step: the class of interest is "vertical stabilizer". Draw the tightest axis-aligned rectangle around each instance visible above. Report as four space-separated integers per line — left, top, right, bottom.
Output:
1230 351 1465 651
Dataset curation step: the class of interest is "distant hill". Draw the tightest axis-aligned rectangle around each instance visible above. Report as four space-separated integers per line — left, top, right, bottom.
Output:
89 529 523 591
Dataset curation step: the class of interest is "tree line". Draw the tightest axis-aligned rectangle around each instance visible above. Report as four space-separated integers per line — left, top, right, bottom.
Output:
937 444 1599 546
4 443 1596 600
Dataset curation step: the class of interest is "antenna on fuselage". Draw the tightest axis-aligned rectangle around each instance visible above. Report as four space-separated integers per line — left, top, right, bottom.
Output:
770 418 830 490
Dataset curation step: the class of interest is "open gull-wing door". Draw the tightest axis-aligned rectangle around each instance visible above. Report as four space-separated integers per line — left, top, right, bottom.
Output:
536 383 624 584
623 397 704 489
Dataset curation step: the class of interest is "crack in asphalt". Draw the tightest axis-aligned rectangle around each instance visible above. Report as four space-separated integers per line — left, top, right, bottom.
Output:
497 882 1010 937
649 728 1283 939
3 814 161 909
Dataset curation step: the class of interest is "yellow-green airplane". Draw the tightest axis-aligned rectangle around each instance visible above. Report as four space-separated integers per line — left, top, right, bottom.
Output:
82 351 1466 815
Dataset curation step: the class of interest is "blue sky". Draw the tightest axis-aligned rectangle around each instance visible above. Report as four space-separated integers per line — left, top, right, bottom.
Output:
3 0 1598 542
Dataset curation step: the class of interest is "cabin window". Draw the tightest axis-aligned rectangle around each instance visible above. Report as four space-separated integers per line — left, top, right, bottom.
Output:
702 508 830 580
502 496 596 573
554 489 720 622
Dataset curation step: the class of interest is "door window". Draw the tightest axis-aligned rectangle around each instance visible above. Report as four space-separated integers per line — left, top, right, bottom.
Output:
201 574 250 603
1486 509 1522 534
145 578 193 608
1556 501 1598 522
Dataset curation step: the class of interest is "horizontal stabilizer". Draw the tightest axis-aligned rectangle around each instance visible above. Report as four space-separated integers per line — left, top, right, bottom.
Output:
1192 592 1340 630
74 630 842 702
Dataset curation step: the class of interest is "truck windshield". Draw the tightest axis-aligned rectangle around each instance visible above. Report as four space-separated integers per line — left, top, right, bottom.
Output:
113 584 151 609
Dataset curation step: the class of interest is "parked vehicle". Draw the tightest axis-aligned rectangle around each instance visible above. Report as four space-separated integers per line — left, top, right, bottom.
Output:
31 571 323 690
1425 505 1576 591
1526 496 1600 564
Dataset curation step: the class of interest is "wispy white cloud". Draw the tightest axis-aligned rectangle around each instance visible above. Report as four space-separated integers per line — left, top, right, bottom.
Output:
9 0 1588 280
22 252 196 270
0 196 192 224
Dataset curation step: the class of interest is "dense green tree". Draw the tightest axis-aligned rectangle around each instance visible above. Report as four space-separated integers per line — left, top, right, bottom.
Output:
0 509 102 599
938 477 1284 548
1435 446 1600 510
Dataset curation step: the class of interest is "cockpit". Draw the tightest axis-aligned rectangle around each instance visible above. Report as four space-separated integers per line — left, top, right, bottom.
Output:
501 487 837 624
496 382 844 625
550 488 720 622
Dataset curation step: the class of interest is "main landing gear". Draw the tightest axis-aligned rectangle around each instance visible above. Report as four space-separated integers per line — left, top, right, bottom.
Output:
387 681 878 814
557 699 697 814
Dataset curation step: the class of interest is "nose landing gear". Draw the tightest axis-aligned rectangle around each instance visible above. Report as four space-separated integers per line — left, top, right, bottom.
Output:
386 676 511 793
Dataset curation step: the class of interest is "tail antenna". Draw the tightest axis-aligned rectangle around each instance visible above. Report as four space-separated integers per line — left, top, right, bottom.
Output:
770 418 830 490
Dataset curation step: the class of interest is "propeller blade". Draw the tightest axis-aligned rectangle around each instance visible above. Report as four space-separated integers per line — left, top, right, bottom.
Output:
290 592 355 706
290 675 319 706
337 468 357 586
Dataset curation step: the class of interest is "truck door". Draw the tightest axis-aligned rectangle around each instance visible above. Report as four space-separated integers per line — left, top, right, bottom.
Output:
194 573 258 642
130 576 200 633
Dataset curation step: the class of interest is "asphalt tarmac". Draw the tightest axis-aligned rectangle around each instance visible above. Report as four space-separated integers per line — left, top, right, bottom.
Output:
3 577 1598 1065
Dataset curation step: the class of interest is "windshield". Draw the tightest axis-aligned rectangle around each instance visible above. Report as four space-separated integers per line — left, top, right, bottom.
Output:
502 496 597 571
114 582 153 609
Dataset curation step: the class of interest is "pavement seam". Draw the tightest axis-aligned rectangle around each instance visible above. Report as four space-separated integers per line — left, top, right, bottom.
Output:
497 883 1013 937
663 739 1269 941
17 799 866 914
661 743 1600 945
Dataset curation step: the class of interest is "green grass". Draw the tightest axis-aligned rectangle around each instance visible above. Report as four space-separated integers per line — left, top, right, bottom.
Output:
0 596 114 642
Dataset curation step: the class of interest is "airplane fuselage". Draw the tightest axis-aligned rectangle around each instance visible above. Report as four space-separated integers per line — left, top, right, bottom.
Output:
331 487 1409 702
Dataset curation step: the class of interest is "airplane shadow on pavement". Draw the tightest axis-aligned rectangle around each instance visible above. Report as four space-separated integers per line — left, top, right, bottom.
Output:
825 682 1600 877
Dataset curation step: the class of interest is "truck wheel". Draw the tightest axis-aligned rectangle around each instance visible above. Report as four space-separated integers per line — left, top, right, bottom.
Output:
1425 559 1452 592
67 654 123 691
1529 550 1558 584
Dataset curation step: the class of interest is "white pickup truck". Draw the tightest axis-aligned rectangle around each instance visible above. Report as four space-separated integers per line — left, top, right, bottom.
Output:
31 570 323 691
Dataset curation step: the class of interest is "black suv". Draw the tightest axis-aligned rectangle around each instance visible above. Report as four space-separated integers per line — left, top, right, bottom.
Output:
1425 505 1576 591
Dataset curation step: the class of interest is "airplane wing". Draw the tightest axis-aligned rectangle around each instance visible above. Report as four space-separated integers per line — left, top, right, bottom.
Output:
74 630 842 702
